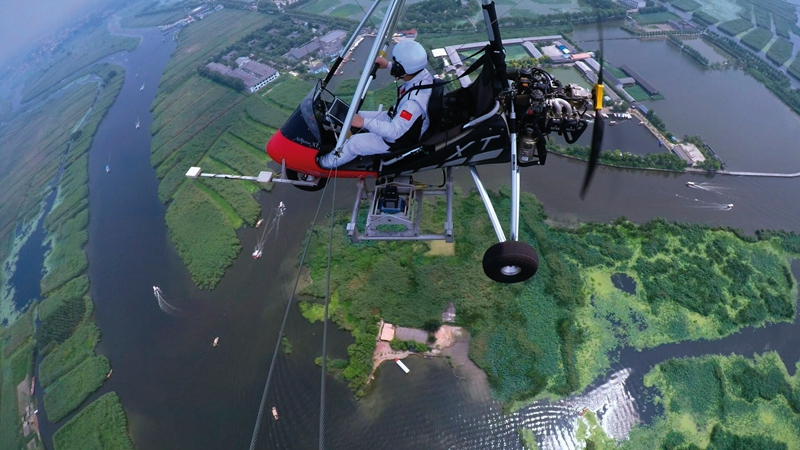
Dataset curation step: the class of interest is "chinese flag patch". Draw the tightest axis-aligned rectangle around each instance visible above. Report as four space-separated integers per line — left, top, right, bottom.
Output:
399 110 413 121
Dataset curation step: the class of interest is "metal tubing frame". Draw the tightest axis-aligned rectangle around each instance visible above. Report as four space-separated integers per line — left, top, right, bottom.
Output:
469 166 506 243
333 0 404 155
509 99 520 241
322 0 382 87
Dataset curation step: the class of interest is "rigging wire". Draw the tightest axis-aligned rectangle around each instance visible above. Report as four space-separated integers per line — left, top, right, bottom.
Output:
319 168 338 450
248 168 334 450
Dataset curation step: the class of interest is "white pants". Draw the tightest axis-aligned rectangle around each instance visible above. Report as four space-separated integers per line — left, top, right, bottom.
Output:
319 132 390 169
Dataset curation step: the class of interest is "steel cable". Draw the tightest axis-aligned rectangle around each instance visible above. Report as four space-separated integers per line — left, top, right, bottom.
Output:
248 168 334 450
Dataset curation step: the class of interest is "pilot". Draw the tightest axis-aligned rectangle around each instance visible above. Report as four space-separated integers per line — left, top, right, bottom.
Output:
319 39 433 169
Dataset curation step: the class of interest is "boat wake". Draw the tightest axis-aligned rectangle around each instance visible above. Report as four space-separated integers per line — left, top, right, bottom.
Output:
153 286 179 315
253 202 286 261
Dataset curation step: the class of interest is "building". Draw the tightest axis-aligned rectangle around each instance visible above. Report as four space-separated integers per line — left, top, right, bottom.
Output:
209 59 280 93
672 143 706 166
380 322 395 341
308 60 328 74
620 64 659 95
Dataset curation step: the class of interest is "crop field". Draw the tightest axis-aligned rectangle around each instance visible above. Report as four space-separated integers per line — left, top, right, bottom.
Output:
789 57 800 80
692 10 720 24
624 85 651 101
740 27 774 51
635 12 681 24
693 0 745 22
669 0 701 11
765 38 794 65
718 18 755 36
754 6 771 28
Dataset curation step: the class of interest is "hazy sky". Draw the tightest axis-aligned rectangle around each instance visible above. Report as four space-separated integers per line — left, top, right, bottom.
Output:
0 0 117 66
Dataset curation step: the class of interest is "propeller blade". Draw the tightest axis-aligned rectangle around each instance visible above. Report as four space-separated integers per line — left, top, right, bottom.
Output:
581 20 605 199
581 111 604 198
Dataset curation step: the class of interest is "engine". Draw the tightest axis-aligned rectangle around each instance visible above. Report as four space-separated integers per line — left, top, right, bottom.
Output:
511 67 593 165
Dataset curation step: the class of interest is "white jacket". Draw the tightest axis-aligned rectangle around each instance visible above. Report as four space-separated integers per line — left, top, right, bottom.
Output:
361 68 434 144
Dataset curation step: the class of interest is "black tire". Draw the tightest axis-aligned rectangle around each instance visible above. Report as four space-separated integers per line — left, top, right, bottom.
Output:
482 241 539 283
286 169 327 192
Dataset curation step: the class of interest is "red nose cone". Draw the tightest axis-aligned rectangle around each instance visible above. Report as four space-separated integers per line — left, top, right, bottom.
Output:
266 131 377 179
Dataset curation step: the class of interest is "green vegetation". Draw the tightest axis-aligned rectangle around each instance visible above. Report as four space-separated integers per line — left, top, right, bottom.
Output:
39 323 100 388
754 6 772 29
149 9 324 289
740 27 774 51
21 25 138 103
281 335 292 355
622 353 800 449
551 143 687 171
165 182 242 289
52 392 134 450
668 36 710 66
718 18 755 36
765 38 794 66
300 190 799 402
692 11 719 25
667 0 701 11
789 56 800 80
390 339 429 353
634 12 681 25
37 277 89 351
43 355 111 422
0 312 34 450
623 85 650 101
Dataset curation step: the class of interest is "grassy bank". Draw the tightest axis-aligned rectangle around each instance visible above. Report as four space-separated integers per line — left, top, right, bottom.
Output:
52 392 134 450
620 353 800 449
300 190 800 403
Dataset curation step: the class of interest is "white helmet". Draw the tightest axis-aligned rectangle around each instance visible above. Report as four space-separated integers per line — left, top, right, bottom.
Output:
391 40 427 76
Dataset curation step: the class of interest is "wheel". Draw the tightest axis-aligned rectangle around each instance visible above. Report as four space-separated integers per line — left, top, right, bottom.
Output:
285 169 327 192
482 241 539 283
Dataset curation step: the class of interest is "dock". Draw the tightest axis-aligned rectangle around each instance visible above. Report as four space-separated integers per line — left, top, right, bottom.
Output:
395 359 410 374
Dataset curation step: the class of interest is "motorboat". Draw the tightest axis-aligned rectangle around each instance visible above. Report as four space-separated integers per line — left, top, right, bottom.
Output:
725 204 734 210
136 117 140 129
272 407 279 420
140 83 145 91
686 182 695 187
609 121 617 126
253 249 262 259
256 219 264 228
213 337 219 347
31 377 35 395
106 369 113 379
105 165 110 173
153 286 160 296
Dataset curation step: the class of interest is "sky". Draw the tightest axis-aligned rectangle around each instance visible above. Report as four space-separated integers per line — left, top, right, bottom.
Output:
0 0 117 66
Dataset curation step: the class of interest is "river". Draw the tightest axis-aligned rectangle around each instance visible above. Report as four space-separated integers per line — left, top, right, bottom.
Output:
9 17 800 450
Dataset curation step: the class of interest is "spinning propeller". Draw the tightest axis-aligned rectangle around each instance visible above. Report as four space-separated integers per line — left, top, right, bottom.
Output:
580 21 606 199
